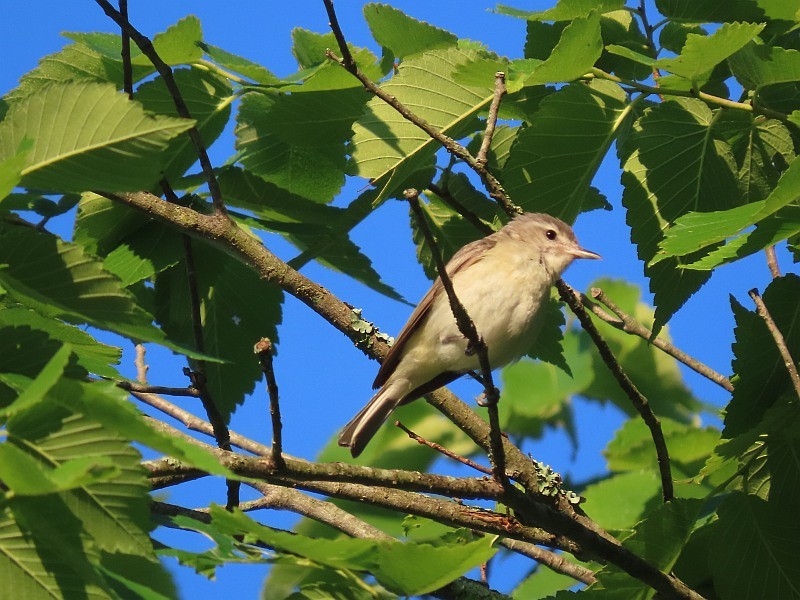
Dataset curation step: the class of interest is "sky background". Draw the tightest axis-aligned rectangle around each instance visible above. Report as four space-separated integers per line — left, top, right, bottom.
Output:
1 1 785 597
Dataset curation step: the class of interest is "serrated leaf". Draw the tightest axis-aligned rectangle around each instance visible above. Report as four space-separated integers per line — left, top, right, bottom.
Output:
0 81 195 193
200 43 280 85
658 152 800 261
659 22 708 54
654 22 765 83
217 167 403 301
155 241 284 418
620 98 742 328
348 47 495 204
364 3 457 59
712 494 800 600
503 80 629 221
724 274 800 437
0 307 120 378
730 43 800 90
236 85 368 203
132 15 203 67
525 12 603 85
496 0 624 21
0 222 209 359
135 67 233 182
292 29 338 70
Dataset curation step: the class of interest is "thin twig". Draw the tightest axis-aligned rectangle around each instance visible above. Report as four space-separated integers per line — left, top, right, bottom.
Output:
119 0 133 98
94 0 228 215
320 0 520 217
254 338 284 468
396 420 493 475
749 288 800 399
118 381 200 397
589 287 734 393
476 72 507 167
405 188 507 486
134 343 148 384
500 539 596 586
765 246 781 279
556 280 673 503
427 183 495 235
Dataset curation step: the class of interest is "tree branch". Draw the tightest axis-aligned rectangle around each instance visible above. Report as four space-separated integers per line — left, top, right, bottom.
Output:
476 72 507 167
396 420 493 475
500 539 596 586
556 280 674 503
405 188 507 485
588 287 734 393
765 246 781 279
749 288 800 399
254 337 284 468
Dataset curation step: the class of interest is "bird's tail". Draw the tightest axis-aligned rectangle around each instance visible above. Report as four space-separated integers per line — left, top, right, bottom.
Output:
338 386 404 458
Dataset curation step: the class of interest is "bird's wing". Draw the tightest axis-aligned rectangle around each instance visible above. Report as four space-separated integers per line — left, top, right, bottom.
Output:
372 235 497 389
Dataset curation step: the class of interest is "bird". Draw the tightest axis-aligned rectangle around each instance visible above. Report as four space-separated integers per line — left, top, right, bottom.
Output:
338 212 600 457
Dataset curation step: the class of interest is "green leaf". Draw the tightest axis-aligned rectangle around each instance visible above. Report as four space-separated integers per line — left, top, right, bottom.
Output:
597 11 654 81
132 15 203 67
620 99 741 327
210 507 498 596
654 22 765 83
730 43 800 90
467 125 519 176
658 153 800 261
155 240 284 418
659 23 708 54
503 80 629 222
236 84 368 203
712 493 800 600
0 307 120 378
495 0 625 21
200 43 281 84
0 81 195 193
1 343 71 417
654 0 786 23
525 12 603 85
363 3 458 59
0 222 205 358
525 21 567 60
724 274 800 436
348 47 495 204
2 36 154 109
581 471 661 532
135 67 233 182
0 140 31 203
514 559 587 599
292 29 338 70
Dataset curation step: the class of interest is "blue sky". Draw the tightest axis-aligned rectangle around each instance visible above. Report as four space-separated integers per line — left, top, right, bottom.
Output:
2 1 781 596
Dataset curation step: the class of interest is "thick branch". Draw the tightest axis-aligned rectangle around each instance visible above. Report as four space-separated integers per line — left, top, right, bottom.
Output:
588 287 734 393
556 280 674 503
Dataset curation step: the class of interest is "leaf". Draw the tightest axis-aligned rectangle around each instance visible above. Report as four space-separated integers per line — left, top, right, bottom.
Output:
74 194 184 286
495 0 625 21
363 3 457 59
658 155 800 261
135 67 233 182
132 15 203 67
724 274 800 437
348 47 495 204
155 240 284 418
0 222 206 359
581 471 661 532
200 43 281 84
525 12 603 85
654 22 765 83
503 80 629 222
0 81 195 193
0 343 71 417
236 84 369 203
217 167 404 301
0 140 31 203
620 98 741 328
659 23 708 54
597 11 654 81
210 507 498 596
292 29 339 70
730 43 800 90
2 36 154 109
654 0 784 23
712 493 800 600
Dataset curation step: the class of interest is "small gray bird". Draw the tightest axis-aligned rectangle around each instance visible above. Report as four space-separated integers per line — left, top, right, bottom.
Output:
339 212 600 457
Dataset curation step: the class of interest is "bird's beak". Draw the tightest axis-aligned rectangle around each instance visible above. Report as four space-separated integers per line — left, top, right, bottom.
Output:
570 246 602 260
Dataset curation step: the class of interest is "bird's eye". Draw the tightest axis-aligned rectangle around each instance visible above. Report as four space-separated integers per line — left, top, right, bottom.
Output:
545 229 557 240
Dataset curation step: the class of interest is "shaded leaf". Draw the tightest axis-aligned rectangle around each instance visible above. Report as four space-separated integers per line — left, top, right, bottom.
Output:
503 80 629 222
495 0 624 21
525 12 603 85
200 43 280 85
731 43 800 90
0 140 31 203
